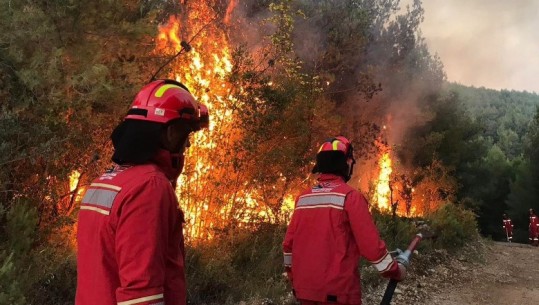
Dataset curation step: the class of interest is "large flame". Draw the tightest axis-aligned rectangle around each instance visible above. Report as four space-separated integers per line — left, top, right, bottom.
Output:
155 3 293 240
371 130 425 217
375 151 392 211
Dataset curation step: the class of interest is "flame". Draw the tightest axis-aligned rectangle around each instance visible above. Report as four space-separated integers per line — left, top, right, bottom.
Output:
224 0 238 25
371 138 426 217
69 170 81 192
69 170 85 203
374 151 392 211
155 2 293 240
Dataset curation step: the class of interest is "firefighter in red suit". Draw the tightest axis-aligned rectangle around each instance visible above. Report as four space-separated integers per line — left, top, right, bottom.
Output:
502 213 513 242
529 209 539 246
283 137 406 305
76 80 209 305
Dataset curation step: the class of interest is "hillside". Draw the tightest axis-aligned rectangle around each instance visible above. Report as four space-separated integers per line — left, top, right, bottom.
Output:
447 83 539 159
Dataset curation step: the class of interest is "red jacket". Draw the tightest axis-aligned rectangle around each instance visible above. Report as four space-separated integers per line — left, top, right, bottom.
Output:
530 214 539 240
502 219 513 237
283 174 401 304
76 150 185 305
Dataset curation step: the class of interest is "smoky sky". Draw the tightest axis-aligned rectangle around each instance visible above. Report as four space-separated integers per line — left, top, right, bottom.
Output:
404 0 539 93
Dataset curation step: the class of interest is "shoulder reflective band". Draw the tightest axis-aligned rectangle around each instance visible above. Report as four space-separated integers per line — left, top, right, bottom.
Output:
370 252 395 273
80 183 121 216
283 252 292 267
296 193 346 210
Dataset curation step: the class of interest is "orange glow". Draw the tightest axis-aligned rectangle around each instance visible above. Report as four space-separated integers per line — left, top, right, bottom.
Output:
374 151 392 211
157 12 236 239
224 0 238 25
155 2 293 240
69 170 84 203
69 170 81 192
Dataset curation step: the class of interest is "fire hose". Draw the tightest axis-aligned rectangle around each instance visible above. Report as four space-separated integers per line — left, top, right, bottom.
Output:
380 233 423 305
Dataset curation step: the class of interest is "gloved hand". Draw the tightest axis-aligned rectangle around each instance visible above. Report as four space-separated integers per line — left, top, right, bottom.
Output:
395 262 407 281
395 253 410 268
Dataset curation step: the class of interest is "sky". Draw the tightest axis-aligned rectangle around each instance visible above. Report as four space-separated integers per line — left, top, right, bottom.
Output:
404 0 539 93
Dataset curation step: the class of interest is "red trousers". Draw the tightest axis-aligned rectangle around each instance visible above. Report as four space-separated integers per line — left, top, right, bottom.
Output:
299 300 359 305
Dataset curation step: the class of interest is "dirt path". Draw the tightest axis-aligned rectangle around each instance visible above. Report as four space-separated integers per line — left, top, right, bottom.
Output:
424 242 539 305
361 241 539 305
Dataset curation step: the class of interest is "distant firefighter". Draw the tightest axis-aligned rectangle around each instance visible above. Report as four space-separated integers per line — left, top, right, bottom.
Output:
502 213 513 242
529 209 539 247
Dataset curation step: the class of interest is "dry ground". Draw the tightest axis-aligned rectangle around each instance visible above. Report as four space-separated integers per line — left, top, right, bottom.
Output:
365 241 539 305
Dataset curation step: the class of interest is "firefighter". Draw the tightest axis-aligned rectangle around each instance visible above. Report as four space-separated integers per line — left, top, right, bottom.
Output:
283 136 406 305
502 213 514 242
529 209 539 247
76 80 209 305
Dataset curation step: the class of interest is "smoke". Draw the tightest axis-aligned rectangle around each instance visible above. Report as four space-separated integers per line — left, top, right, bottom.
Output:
406 0 539 93
226 0 441 192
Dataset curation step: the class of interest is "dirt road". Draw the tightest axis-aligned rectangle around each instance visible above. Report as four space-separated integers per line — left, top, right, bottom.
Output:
378 241 539 305
424 241 539 305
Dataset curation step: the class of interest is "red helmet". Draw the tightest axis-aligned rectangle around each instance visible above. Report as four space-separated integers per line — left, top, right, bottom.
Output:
125 79 209 130
196 104 210 131
317 136 354 160
313 136 356 181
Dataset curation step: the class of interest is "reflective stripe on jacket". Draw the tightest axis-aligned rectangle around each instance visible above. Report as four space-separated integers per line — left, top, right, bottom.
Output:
530 215 539 240
76 150 186 305
502 219 513 236
283 174 400 304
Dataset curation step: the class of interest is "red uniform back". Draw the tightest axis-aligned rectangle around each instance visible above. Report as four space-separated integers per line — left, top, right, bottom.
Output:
76 151 186 305
283 174 401 304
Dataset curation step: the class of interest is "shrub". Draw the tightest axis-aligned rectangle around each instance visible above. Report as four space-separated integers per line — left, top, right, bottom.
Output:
1 200 77 305
186 223 289 305
426 202 478 251
0 200 39 305
371 209 418 250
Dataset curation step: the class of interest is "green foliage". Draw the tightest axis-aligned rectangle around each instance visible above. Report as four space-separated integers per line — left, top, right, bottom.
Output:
401 91 487 170
26 253 77 305
427 203 478 251
448 83 539 160
0 0 164 223
470 145 513 239
186 224 289 304
371 209 418 250
401 83 539 241
506 108 539 238
0 253 26 305
0 200 76 305
0 201 39 305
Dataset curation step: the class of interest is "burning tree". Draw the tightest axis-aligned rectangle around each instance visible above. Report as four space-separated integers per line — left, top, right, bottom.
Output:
154 0 340 239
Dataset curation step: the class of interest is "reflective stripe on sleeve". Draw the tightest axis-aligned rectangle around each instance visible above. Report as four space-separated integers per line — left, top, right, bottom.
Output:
284 252 292 267
82 189 118 209
370 252 395 273
80 205 110 215
296 193 346 210
117 293 164 305
90 183 122 191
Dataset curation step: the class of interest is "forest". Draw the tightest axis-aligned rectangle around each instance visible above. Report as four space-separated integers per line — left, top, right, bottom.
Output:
1 0 539 304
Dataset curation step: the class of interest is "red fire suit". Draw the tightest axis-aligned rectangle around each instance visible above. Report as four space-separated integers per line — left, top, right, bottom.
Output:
76 150 186 305
529 214 539 244
283 174 402 305
502 218 513 241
